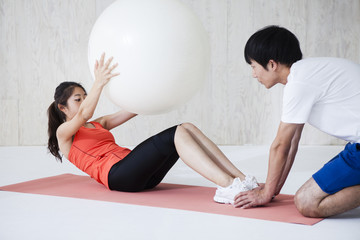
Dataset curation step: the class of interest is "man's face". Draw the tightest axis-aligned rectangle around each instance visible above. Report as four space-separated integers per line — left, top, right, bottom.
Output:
250 60 278 89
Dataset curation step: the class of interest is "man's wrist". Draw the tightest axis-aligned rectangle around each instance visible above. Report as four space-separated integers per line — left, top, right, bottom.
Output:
263 184 276 200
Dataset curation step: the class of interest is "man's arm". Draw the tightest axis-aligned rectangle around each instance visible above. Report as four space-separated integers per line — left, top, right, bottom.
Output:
233 122 304 208
274 124 304 195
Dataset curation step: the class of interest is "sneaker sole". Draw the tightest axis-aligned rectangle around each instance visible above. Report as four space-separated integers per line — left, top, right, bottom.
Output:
213 196 234 205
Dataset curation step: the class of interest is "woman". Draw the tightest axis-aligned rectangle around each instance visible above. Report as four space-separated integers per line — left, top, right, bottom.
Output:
47 53 258 205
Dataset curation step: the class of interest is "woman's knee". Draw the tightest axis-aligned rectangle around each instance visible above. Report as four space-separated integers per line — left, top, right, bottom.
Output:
179 122 199 133
175 122 197 138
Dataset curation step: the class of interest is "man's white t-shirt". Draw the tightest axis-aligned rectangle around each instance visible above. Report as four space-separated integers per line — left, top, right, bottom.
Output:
281 57 360 143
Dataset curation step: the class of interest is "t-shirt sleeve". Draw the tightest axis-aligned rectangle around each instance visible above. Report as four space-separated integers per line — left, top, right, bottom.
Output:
281 81 320 124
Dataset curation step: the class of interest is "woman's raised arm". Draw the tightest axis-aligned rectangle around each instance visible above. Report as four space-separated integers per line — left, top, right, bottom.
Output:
57 53 119 144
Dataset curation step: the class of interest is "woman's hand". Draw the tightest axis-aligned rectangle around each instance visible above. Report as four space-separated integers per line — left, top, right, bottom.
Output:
94 53 120 87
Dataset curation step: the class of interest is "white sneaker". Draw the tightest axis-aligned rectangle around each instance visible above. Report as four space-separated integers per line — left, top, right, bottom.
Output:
243 175 259 190
213 178 248 204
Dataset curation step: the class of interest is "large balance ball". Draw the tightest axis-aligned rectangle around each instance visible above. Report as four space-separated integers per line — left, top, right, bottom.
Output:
88 0 210 115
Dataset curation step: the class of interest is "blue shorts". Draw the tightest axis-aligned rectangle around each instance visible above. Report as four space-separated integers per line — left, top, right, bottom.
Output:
312 143 360 195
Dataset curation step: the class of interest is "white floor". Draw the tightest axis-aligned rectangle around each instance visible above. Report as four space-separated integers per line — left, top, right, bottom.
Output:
0 145 359 240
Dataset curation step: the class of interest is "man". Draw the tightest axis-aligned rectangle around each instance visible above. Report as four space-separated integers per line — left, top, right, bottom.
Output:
234 25 360 217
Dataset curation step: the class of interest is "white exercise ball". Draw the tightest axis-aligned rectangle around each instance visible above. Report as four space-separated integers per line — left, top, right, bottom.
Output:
88 0 210 115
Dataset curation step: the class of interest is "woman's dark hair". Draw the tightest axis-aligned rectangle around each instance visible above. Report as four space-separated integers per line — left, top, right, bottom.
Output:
244 25 302 69
47 82 86 162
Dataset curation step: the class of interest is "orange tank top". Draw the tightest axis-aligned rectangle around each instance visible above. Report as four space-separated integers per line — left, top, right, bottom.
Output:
68 121 131 188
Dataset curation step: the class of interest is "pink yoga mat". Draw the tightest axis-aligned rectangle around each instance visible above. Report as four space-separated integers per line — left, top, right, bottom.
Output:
0 174 323 225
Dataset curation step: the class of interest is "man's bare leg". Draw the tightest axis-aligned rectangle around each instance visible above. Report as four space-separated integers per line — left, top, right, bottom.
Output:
295 177 360 217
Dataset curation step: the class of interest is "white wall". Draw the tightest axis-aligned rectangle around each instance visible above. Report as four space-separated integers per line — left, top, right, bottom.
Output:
1 0 359 146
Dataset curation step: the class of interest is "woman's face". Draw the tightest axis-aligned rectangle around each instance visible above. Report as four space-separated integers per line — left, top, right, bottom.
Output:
62 87 87 120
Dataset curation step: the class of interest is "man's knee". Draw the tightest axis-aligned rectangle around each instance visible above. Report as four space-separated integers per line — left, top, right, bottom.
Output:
294 189 319 217
294 178 327 218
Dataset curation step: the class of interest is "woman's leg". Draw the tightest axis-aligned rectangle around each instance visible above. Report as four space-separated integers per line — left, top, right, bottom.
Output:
144 151 179 189
174 123 246 187
108 126 179 192
109 123 249 192
174 123 245 187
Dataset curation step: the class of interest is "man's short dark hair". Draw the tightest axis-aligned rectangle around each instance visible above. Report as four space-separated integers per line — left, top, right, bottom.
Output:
244 25 302 69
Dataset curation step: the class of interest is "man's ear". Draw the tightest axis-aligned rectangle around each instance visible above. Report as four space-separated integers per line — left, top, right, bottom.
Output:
268 60 278 71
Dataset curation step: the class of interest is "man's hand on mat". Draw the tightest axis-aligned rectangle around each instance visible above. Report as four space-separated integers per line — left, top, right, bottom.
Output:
233 187 272 208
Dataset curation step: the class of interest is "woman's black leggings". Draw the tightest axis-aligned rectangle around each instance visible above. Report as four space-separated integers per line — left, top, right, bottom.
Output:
108 125 179 192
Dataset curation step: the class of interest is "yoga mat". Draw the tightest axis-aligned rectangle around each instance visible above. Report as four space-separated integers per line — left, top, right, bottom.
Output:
0 174 323 225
